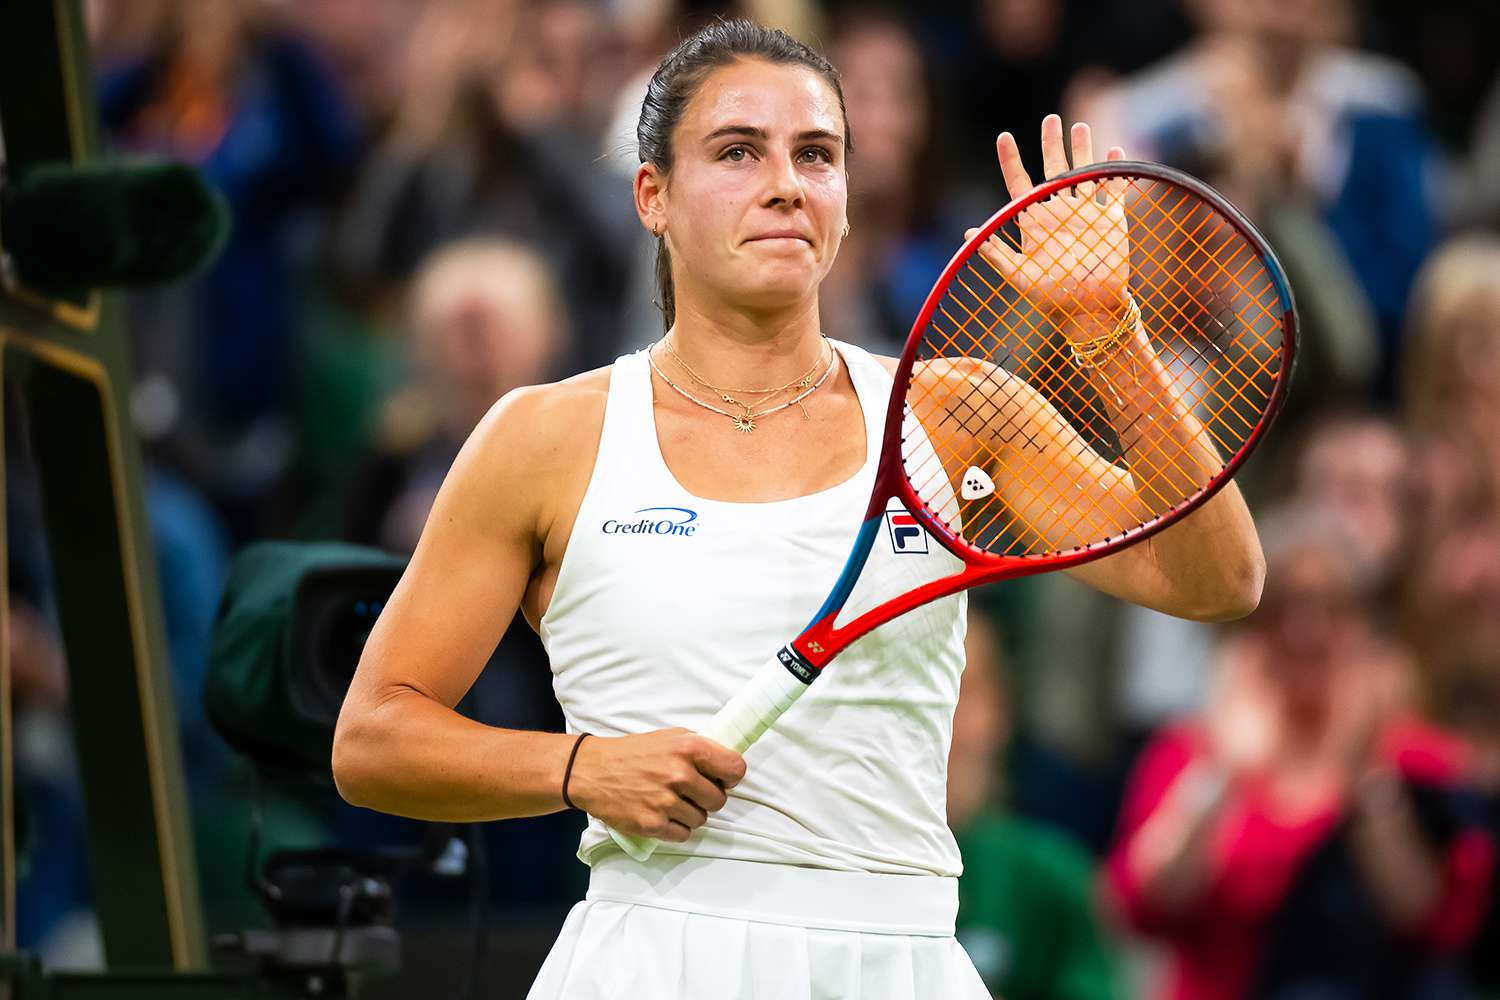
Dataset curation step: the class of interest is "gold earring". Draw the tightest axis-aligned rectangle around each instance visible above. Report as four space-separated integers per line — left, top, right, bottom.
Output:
652 222 663 238
842 221 851 239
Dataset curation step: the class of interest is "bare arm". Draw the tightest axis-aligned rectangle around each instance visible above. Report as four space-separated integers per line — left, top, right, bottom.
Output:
332 384 587 821
955 116 1263 620
331 378 745 838
906 354 1261 621
1022 313 1263 621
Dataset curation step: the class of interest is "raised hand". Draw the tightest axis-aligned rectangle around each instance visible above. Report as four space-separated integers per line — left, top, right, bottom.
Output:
966 115 1131 327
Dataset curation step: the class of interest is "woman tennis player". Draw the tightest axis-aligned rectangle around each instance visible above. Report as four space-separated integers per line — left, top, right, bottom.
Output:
333 20 1266 998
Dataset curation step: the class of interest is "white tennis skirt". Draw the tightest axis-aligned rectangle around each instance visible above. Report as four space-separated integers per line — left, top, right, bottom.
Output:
526 853 990 999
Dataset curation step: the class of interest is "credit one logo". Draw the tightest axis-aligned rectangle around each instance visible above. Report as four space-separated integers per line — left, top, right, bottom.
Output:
601 506 699 537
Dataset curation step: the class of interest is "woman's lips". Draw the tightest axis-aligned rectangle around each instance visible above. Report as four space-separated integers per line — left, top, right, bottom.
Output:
747 230 812 243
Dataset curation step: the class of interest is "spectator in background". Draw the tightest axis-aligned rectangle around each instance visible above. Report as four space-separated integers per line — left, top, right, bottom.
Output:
951 612 1121 1000
93 0 363 539
344 237 568 553
281 0 420 132
1402 235 1500 517
1108 413 1412 781
600 0 687 172
1407 520 1500 793
1080 0 1433 395
1104 510 1494 1000
948 0 1105 182
1403 519 1500 996
327 0 636 372
818 11 987 352
1361 0 1500 220
1286 414 1413 608
1461 73 1500 230
493 0 615 134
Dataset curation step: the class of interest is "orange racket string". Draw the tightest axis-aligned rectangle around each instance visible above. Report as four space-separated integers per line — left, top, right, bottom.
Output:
919 286 1145 542
904 364 1098 548
903 358 1116 551
957 240 1207 516
920 288 1146 543
908 361 1141 549
901 173 1283 558
1145 192 1282 328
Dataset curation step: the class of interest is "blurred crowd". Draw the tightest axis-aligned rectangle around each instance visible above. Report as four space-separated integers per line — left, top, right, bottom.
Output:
8 0 1500 996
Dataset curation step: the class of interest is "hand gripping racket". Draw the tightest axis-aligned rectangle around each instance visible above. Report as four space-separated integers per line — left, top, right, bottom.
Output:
608 160 1296 860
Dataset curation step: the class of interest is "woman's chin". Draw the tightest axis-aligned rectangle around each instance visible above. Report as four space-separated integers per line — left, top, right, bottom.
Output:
705 259 814 305
728 281 820 316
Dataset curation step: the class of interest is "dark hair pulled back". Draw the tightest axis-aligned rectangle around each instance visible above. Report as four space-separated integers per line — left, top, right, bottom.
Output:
638 19 850 331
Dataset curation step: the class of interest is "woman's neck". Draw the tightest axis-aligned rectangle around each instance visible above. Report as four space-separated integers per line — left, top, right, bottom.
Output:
664 293 828 387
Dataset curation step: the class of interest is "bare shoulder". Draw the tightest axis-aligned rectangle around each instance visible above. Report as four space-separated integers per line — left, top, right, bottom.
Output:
465 365 611 471
439 365 613 542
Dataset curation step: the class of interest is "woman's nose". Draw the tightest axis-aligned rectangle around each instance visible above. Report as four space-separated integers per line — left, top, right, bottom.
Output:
762 152 805 206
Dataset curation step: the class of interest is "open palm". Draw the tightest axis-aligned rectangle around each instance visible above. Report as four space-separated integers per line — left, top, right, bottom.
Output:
967 117 1132 326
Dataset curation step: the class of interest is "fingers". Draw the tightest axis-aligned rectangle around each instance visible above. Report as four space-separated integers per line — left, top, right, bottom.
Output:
1040 114 1070 179
1070 121 1096 198
594 729 746 844
1071 121 1095 169
675 768 730 814
689 736 747 788
658 743 732 839
1105 144 1127 202
996 131 1033 202
965 227 1020 277
666 795 709 833
656 818 695 843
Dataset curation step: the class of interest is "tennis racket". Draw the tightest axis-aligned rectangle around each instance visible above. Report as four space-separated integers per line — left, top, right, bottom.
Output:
609 159 1296 860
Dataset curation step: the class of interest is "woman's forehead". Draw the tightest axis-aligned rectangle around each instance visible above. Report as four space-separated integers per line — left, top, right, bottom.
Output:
681 59 844 140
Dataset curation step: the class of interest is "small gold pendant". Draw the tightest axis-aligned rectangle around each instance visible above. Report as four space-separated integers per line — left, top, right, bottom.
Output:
734 415 756 433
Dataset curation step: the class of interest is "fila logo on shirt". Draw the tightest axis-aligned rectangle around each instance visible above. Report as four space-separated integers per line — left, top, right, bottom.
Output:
601 506 699 537
884 501 929 555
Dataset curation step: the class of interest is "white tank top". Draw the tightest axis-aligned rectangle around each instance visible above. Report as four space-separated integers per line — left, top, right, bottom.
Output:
539 341 968 875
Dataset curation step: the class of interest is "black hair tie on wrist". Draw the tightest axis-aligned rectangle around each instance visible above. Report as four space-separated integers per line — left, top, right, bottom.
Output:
561 733 590 810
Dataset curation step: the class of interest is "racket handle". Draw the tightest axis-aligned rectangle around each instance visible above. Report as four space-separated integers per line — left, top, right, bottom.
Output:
607 648 812 861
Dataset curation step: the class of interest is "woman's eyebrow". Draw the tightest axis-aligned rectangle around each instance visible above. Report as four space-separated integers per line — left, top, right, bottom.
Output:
702 125 844 146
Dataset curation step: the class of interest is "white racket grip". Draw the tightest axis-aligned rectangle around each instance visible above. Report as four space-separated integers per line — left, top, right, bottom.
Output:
607 648 814 861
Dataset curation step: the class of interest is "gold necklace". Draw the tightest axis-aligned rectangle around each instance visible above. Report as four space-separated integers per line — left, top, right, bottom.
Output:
661 337 829 429
663 337 828 399
647 345 838 433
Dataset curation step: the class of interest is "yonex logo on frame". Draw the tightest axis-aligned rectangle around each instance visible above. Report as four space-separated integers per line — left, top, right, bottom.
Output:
601 506 699 537
885 510 928 554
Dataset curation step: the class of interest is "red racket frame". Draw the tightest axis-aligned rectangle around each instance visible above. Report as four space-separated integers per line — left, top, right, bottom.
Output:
786 160 1297 671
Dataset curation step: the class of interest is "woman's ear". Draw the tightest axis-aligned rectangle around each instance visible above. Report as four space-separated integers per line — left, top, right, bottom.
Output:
635 162 668 237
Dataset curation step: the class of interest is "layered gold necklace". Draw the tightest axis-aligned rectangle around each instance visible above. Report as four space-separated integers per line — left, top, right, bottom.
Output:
647 337 836 433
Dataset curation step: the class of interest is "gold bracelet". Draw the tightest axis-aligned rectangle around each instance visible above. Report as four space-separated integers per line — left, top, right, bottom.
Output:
1070 294 1140 368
